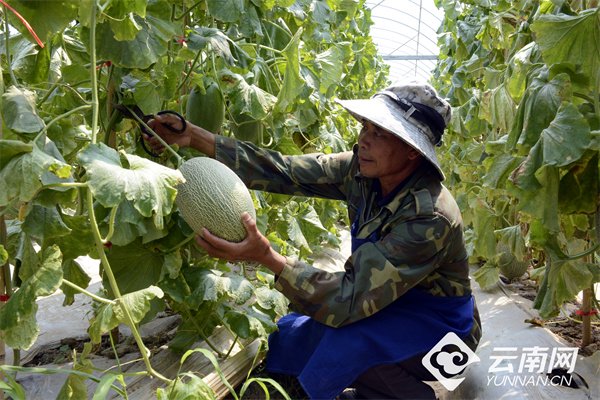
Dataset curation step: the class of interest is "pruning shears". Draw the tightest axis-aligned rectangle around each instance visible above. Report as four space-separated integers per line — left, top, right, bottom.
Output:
115 104 187 157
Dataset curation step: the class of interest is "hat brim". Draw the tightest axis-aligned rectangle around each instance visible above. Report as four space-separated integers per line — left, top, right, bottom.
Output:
336 96 445 180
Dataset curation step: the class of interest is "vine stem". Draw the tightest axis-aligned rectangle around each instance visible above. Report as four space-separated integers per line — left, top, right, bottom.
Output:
86 1 171 384
33 105 91 144
61 279 115 305
85 190 170 383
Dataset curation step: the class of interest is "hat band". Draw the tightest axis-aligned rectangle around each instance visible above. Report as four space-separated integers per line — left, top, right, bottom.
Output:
374 91 446 146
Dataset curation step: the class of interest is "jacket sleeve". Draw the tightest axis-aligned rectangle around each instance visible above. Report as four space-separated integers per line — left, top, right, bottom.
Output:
214 135 354 200
274 214 457 327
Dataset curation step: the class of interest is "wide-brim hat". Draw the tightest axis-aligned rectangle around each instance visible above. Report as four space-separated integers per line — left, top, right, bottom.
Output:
336 81 451 180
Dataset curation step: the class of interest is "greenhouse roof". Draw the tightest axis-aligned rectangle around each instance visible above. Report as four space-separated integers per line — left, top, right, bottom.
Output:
366 0 444 84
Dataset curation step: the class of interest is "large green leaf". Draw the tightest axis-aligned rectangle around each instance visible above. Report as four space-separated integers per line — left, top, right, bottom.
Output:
81 16 172 69
22 205 71 245
187 27 235 65
6 0 78 43
512 102 591 192
77 143 184 229
47 214 96 260
254 285 288 316
534 256 596 318
0 146 72 207
88 286 164 343
532 8 600 82
275 29 306 113
558 153 599 214
61 258 92 306
184 269 254 308
315 43 352 96
0 245 63 349
1 86 45 135
206 0 244 23
105 239 164 295
494 225 526 261
507 72 571 151
223 71 277 119
529 102 591 168
0 139 33 170
157 372 217 400
515 165 561 233
223 305 275 339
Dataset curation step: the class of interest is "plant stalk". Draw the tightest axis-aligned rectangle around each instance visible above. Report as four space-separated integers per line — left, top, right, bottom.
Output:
85 0 171 384
61 279 115 305
581 287 593 347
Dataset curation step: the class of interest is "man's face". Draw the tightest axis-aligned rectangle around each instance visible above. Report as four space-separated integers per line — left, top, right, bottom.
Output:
357 121 421 187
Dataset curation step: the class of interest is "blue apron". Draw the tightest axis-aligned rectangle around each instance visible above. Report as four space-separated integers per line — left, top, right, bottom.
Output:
266 199 475 399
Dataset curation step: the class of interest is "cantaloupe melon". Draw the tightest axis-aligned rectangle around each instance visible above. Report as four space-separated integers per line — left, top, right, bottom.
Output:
176 157 255 242
496 242 529 280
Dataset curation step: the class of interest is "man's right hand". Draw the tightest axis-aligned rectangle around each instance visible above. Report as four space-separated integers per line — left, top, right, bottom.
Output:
146 113 192 154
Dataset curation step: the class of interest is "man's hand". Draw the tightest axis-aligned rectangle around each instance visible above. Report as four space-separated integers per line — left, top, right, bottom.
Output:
196 212 286 275
146 113 192 153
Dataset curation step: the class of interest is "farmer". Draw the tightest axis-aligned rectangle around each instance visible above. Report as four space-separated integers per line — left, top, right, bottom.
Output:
148 81 481 400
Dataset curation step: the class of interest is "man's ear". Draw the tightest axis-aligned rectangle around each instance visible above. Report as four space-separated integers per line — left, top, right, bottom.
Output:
407 147 421 161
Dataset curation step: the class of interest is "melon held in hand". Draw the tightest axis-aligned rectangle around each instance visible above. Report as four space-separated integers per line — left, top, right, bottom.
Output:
176 157 256 242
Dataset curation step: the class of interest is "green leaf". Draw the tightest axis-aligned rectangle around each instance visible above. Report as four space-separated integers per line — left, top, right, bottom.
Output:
482 153 522 189
91 374 120 400
516 165 561 233
0 245 7 266
286 215 309 250
472 262 500 290
315 43 352 96
6 0 78 43
206 0 244 23
157 372 217 400
186 269 254 307
532 9 600 82
1 86 45 135
0 139 33 170
508 72 571 151
485 82 516 133
254 286 288 316
530 102 591 168
47 214 96 260
559 153 599 214
82 16 170 69
512 102 590 193
224 306 276 339
494 225 526 261
275 29 306 113
61 259 92 306
535 259 594 318
0 245 63 349
0 145 72 207
88 286 163 343
224 72 277 119
105 239 164 295
78 143 184 229
187 27 235 65
22 205 71 244
115 286 164 323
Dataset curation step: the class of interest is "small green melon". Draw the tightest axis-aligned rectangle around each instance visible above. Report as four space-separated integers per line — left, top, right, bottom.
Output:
496 242 529 280
176 157 255 242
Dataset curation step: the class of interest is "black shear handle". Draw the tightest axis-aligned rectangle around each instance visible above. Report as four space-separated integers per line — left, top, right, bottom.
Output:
140 110 187 157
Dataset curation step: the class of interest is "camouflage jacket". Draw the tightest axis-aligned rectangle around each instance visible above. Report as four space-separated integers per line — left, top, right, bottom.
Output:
215 136 480 342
